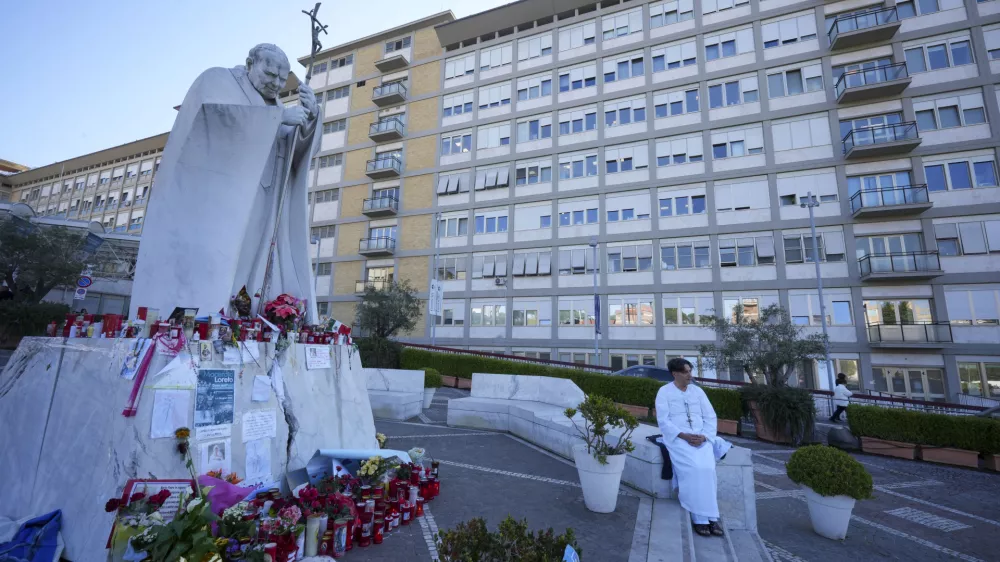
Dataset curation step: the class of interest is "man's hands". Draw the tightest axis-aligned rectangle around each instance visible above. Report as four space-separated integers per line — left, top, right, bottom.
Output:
298 83 318 118
679 433 707 447
281 83 318 127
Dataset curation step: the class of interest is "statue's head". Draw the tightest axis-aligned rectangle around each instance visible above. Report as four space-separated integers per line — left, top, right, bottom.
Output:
246 43 290 101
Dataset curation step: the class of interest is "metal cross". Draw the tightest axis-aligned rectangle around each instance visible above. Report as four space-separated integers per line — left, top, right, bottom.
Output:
302 2 329 81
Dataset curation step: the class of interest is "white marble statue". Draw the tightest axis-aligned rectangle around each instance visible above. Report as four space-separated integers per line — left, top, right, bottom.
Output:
131 43 319 322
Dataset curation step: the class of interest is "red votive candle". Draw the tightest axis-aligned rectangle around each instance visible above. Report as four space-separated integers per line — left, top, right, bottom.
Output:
373 519 384 544
416 497 425 517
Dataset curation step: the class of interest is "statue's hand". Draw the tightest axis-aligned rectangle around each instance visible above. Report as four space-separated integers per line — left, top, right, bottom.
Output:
298 83 318 119
282 106 310 127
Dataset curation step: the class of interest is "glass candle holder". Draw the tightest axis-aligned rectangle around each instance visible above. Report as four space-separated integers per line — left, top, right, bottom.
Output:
416 497 425 517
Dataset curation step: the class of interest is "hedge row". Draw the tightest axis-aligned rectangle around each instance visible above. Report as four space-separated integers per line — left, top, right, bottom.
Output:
400 347 743 420
847 404 1000 455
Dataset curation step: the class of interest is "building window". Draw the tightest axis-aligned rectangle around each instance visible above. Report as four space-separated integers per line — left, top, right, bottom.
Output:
559 298 596 325
558 63 598 92
477 124 511 149
704 26 754 61
650 0 694 28
558 248 599 275
661 242 711 270
558 20 597 51
385 36 411 54
914 92 987 132
924 155 998 192
957 362 1000 398
863 299 933 324
608 244 654 273
314 189 338 203
311 225 335 239
654 87 700 118
767 63 823 98
663 295 714 325
896 0 942 19
474 166 510 190
445 53 476 79
517 34 552 61
608 296 655 326
470 304 507 326
601 7 643 40
934 221 1000 256
516 74 552 101
516 116 552 142
559 351 601 365
656 134 704 166
659 194 706 217
605 143 649 174
322 119 347 134
784 233 845 263
331 54 353 68
558 208 599 226
708 76 758 108
603 52 645 83
761 12 818 49
314 62 328 74
441 132 473 155
437 256 467 280
651 40 697 72
443 91 474 117
607 206 649 222
711 125 764 158
558 153 599 179
559 107 598 134
480 43 513 72
904 37 974 73
478 83 512 109
945 289 1000 325
318 154 343 168
790 294 853 326
719 236 775 266
435 307 464 326
326 86 350 100
474 213 509 234
437 216 469 238
604 96 646 127
316 263 332 275
515 160 553 185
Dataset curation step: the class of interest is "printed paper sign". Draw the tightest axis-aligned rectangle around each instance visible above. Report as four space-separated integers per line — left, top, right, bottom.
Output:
305 345 331 370
242 408 277 443
195 369 235 439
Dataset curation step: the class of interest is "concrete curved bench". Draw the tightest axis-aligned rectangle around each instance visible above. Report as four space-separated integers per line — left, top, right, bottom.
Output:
364 368 424 420
447 373 758 533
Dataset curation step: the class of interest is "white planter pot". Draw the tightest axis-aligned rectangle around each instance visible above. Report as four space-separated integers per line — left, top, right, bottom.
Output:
572 443 626 513
423 388 436 409
802 486 856 540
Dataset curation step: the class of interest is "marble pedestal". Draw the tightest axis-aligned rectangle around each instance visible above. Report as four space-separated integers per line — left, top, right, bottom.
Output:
0 337 376 560
364 368 424 420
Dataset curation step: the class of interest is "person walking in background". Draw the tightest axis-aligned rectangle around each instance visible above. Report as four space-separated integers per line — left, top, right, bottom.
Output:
830 373 853 423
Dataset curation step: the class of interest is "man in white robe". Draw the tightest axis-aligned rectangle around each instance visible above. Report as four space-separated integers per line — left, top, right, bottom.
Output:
131 43 319 323
655 357 732 537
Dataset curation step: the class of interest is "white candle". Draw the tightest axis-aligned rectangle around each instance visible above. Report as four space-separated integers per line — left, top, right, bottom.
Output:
304 515 321 556
318 514 329 535
295 530 305 560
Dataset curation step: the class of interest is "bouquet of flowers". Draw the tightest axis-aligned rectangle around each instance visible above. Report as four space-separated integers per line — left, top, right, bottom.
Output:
357 455 400 487
206 469 244 485
408 447 427 465
376 432 387 449
263 294 304 332
217 501 255 542
105 488 172 526
129 487 220 562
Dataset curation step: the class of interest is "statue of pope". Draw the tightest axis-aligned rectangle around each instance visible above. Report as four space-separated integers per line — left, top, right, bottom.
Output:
131 44 319 323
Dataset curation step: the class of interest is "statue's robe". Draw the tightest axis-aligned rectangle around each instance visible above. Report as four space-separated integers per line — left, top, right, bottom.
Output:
130 65 318 322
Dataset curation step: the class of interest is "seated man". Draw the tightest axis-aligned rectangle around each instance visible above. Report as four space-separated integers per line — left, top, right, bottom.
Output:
655 357 731 537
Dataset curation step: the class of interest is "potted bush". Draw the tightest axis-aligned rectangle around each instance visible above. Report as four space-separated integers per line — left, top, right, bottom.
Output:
787 445 873 540
423 367 442 409
847 404 920 460
699 304 826 445
436 516 580 561
565 394 638 513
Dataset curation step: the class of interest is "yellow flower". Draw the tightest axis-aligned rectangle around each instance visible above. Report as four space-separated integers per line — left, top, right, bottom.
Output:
175 427 191 439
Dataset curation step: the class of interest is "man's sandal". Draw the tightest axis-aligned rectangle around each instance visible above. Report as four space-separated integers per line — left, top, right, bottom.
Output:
692 523 712 537
709 521 725 537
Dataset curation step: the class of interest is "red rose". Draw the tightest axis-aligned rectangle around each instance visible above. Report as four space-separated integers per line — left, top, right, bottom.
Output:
335 465 343 471
150 489 171 506
105 498 120 512
177 442 189 455
129 492 145 503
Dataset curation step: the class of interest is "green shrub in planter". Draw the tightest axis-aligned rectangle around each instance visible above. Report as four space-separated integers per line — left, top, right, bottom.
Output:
436 516 580 562
423 368 442 389
787 445 873 500
566 394 639 464
847 404 1000 455
703 387 742 421
740 385 815 444
355 337 402 369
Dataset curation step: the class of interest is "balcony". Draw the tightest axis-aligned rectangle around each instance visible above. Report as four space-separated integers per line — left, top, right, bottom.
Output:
375 53 409 73
867 322 952 348
835 63 910 103
359 237 396 257
859 252 943 280
113 225 127 233
355 279 392 293
843 122 920 159
362 195 399 217
129 223 142 231
372 82 407 106
369 117 405 142
850 185 933 218
366 155 402 179
828 7 900 50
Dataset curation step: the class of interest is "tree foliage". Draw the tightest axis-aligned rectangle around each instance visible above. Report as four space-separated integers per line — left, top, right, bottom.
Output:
698 304 828 387
0 219 100 303
354 280 421 339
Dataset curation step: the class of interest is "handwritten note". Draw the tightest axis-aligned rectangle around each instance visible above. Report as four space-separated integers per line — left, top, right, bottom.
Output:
242 409 277 443
252 375 271 402
245 438 272 486
150 389 191 439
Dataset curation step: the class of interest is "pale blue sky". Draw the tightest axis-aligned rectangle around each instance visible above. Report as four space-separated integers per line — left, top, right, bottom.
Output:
1 0 510 168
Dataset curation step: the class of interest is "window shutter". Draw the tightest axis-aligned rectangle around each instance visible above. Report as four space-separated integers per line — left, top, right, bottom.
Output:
512 254 526 276
772 123 793 152
637 245 653 259
679 0 693 11
437 176 450 194
602 17 614 33
633 144 649 168
790 119 812 149
458 175 469 193
935 223 958 239
802 64 822 80
825 231 846 254
526 253 539 275
715 185 732 211
449 176 461 194
475 170 488 190
741 75 758 92
518 40 530 61
541 34 552 51
985 220 1000 251
985 29 1000 50
719 238 735 248
656 141 670 158
680 41 696 61
483 258 495 277
502 44 513 65
622 245 637 259
736 28 754 52
584 22 596 40
798 14 816 38
809 117 831 146
959 222 988 254
495 255 508 276
486 169 499 187
704 0 718 12
497 167 510 186
538 252 551 274
778 19 797 42
756 236 775 258
628 10 643 32
603 59 616 75
960 93 984 110
687 136 703 157
746 127 764 151
572 249 586 269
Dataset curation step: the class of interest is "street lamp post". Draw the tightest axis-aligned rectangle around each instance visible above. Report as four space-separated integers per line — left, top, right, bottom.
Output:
431 212 441 347
589 237 599 364
801 192 835 392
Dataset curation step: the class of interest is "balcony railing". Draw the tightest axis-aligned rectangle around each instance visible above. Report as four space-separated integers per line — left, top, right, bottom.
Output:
129 223 142 231
867 322 953 345
828 6 899 47
362 195 399 215
359 237 396 255
372 82 407 104
369 117 405 140
843 121 919 156
858 251 942 277
850 184 931 215
366 155 402 178
355 279 392 293
113 225 127 233
834 63 909 100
